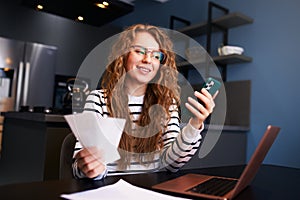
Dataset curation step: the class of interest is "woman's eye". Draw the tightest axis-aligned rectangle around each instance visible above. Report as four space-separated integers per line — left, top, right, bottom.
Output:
135 49 145 55
153 52 161 60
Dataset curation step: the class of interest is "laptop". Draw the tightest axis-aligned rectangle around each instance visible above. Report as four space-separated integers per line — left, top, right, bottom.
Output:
152 125 281 200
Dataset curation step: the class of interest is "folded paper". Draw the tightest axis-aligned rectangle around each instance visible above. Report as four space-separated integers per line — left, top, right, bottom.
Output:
64 112 126 164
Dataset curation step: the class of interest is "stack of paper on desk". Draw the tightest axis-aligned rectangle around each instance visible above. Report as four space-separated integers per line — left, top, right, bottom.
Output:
64 112 126 164
61 179 190 200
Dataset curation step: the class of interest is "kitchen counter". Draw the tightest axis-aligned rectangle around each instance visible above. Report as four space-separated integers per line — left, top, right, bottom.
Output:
0 112 71 186
2 111 67 123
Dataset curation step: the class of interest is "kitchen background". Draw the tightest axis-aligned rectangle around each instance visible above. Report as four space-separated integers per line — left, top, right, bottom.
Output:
0 0 299 170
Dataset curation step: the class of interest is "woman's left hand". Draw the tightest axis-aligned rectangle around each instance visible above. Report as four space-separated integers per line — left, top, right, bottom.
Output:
185 88 218 129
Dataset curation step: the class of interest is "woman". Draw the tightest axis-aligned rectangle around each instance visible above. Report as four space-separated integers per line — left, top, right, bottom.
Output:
72 24 217 180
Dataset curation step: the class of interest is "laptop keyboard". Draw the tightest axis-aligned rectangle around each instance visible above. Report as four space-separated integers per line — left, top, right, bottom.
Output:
186 177 238 196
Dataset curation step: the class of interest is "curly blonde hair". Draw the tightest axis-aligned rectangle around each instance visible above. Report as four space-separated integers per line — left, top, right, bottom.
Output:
101 24 180 167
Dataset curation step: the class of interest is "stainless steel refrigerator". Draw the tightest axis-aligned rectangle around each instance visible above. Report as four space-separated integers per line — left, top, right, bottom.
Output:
0 36 57 112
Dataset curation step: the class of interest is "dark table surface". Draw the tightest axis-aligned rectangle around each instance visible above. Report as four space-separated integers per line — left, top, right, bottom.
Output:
0 164 299 200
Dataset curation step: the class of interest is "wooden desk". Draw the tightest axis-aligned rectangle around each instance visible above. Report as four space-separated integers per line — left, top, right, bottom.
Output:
0 165 299 200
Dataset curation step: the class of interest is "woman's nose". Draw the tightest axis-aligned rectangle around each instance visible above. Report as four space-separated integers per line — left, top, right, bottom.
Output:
142 53 152 63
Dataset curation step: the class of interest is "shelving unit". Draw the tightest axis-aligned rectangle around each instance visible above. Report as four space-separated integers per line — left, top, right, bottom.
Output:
170 1 253 130
164 4 254 174
176 54 252 69
171 2 253 81
177 12 253 37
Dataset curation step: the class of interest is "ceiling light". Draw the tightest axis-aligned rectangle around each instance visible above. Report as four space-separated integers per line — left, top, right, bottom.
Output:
103 1 109 6
36 4 43 10
22 0 134 27
95 3 106 8
5 57 12 65
77 16 84 21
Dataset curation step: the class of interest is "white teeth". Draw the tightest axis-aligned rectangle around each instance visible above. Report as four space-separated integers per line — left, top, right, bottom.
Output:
137 66 150 72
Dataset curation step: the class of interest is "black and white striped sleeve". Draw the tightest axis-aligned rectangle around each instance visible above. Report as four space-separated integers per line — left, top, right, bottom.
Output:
83 90 109 116
161 103 203 172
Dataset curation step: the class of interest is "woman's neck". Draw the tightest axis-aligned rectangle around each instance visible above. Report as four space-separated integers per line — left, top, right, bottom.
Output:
125 84 147 96
125 79 147 96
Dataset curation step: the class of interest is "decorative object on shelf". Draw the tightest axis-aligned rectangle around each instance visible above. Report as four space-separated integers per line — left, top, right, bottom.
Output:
218 45 244 56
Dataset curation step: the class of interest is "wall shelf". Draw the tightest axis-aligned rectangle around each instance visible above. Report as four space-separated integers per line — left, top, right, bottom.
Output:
177 12 253 37
213 54 253 65
177 54 252 69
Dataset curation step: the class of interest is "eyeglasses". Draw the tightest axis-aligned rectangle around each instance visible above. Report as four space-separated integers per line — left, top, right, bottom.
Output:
130 45 165 64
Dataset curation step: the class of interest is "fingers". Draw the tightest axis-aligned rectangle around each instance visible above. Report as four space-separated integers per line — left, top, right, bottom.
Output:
192 89 215 113
212 90 219 99
75 147 102 160
81 160 106 178
185 100 207 122
198 89 216 112
75 147 106 178
185 88 217 129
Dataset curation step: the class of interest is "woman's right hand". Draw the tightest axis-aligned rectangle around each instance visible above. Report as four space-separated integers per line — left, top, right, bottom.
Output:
74 147 106 179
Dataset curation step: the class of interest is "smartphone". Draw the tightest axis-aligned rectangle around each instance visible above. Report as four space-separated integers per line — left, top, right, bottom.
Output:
180 77 221 120
202 77 221 96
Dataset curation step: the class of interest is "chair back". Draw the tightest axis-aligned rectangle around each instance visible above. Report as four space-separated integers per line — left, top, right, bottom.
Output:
59 133 76 179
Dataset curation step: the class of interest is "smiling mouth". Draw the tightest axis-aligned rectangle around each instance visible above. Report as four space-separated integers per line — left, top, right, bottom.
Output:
137 66 151 72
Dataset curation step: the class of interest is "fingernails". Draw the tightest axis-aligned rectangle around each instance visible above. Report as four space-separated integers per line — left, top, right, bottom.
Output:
194 91 200 95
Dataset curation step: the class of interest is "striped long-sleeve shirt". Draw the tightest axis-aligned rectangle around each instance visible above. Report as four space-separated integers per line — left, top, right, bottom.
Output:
72 89 203 179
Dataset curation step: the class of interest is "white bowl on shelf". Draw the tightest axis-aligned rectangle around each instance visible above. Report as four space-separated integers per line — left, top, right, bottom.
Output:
218 45 244 56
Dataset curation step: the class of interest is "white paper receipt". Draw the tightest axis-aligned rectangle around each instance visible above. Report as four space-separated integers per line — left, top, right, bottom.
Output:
61 179 191 200
64 112 126 164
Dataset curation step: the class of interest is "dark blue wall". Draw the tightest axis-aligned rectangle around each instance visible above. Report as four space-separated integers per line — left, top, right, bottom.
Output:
110 0 300 169
223 0 300 169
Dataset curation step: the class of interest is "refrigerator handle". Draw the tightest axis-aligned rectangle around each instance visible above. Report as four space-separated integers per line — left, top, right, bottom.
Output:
22 62 31 106
15 62 24 110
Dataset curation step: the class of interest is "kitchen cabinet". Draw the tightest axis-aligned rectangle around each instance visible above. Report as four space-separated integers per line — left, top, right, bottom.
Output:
0 112 71 186
182 127 247 170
